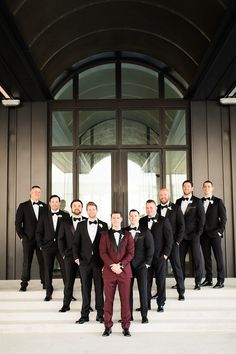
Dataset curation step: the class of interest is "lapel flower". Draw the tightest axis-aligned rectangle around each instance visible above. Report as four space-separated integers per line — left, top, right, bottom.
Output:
153 219 157 223
136 230 141 234
167 206 172 210
209 200 214 204
120 233 124 240
39 204 44 207
188 200 193 204
99 223 103 228
58 214 62 218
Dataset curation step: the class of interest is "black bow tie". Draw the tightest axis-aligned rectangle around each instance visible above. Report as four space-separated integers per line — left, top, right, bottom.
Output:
112 229 121 233
182 197 189 201
129 227 137 231
51 212 60 216
33 201 40 205
89 220 97 225
203 197 211 201
148 217 156 221
73 217 81 222
161 205 168 209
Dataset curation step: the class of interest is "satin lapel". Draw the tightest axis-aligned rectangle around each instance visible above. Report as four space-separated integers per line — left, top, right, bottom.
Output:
185 199 193 214
55 213 63 233
117 231 125 253
48 212 55 233
84 221 93 245
109 229 118 253
28 200 37 221
69 217 76 235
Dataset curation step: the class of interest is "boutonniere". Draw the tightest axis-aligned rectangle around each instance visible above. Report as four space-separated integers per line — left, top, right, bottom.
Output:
209 200 214 205
136 230 141 234
120 233 124 239
58 214 62 218
99 223 103 228
39 204 44 207
167 206 172 210
188 200 193 204
153 219 158 223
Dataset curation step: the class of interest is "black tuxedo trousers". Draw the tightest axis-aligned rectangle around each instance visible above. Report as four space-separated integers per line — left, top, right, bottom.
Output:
130 266 148 318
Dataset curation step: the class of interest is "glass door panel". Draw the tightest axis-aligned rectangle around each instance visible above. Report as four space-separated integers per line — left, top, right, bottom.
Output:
78 152 112 223
127 151 161 217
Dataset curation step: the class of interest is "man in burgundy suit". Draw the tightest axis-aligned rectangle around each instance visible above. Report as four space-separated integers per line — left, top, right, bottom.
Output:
99 212 134 337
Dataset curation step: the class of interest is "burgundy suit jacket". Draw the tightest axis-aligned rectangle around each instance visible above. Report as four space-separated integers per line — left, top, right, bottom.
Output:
99 229 134 280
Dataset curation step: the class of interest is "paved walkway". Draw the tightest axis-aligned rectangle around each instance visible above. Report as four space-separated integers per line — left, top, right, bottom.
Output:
0 278 236 354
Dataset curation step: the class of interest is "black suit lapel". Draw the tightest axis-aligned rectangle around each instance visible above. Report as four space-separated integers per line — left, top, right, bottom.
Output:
28 200 37 221
109 229 119 253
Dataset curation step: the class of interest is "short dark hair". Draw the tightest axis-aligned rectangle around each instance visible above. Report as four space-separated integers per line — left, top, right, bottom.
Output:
31 185 41 190
86 201 98 210
146 199 156 205
129 209 140 215
49 194 60 202
203 180 213 187
111 211 123 218
182 180 193 187
70 199 83 208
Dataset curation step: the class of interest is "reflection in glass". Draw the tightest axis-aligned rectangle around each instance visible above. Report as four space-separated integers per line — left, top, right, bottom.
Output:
164 78 183 99
165 150 187 202
164 110 186 145
122 64 159 98
52 152 73 212
122 110 160 145
79 111 116 145
79 152 111 222
128 152 160 216
54 79 73 100
79 64 115 99
52 111 73 146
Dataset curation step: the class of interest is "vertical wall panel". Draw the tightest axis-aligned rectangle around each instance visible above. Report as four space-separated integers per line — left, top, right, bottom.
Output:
0 107 9 279
190 101 208 196
7 109 17 279
229 106 236 275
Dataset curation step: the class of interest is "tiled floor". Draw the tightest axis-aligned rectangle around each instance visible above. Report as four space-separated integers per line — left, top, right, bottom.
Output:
0 278 236 354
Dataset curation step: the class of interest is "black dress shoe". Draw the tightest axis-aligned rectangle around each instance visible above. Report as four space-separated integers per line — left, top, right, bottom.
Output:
213 282 224 289
89 306 94 312
141 316 149 323
157 305 164 312
151 292 158 299
194 284 201 290
96 315 104 323
59 306 70 312
171 284 177 289
102 327 112 336
44 295 52 301
178 294 185 301
71 296 77 301
75 317 89 324
19 286 27 292
201 279 213 287
123 328 131 337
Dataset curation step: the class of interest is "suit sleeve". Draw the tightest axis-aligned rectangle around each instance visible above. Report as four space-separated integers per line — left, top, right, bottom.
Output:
73 224 81 260
99 232 115 266
163 218 173 257
217 199 227 236
196 199 206 237
144 230 154 266
120 232 135 268
175 206 185 244
58 221 66 257
15 204 26 239
36 215 44 249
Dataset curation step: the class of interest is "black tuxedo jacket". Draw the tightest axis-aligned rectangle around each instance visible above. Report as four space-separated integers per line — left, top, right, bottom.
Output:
58 216 87 258
125 226 154 269
73 219 108 267
139 213 159 232
201 196 227 238
157 202 185 244
15 200 48 241
36 209 70 250
151 215 173 262
176 195 205 240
